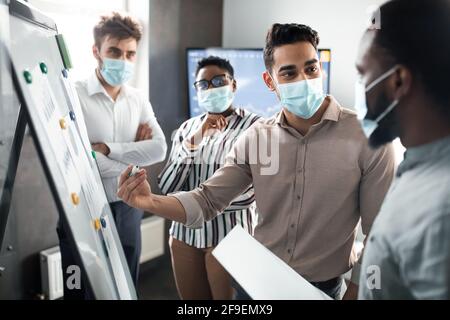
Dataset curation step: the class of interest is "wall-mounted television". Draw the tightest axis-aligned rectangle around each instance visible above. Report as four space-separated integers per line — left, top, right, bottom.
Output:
186 48 331 118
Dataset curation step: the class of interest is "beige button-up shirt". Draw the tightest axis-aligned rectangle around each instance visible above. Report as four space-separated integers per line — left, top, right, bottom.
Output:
173 96 395 282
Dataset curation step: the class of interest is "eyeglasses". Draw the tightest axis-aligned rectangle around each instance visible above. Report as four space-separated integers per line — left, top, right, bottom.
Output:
193 74 233 91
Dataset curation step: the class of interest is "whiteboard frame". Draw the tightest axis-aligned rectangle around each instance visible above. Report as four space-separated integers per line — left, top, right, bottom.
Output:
6 0 137 300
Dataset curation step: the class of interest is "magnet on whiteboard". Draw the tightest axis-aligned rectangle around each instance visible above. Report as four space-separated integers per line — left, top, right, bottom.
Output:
59 118 67 129
23 70 32 84
71 193 80 205
94 219 101 231
69 111 76 121
100 217 107 228
39 62 48 74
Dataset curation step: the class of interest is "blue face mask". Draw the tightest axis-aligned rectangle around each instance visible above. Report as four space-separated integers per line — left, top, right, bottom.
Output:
197 85 234 113
276 77 325 119
100 58 134 86
355 66 399 138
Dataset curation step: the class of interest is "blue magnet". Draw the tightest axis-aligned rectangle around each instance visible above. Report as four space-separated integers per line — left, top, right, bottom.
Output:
62 69 68 78
100 217 107 228
69 111 76 121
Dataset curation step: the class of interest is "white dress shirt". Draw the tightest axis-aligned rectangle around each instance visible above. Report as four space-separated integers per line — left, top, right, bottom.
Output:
75 71 167 202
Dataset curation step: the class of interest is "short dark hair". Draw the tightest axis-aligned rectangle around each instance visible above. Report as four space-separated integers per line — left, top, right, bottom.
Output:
93 12 143 49
374 0 450 114
263 23 320 72
195 56 234 78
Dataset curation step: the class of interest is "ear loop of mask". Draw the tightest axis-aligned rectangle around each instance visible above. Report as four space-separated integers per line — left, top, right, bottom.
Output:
368 65 401 123
365 65 399 92
373 98 399 123
267 72 282 97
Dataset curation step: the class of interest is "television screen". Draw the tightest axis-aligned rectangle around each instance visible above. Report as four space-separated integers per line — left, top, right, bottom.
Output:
186 48 331 118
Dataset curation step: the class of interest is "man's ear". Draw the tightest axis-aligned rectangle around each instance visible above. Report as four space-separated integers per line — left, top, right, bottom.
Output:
392 65 412 100
92 44 100 60
263 71 276 91
232 79 237 93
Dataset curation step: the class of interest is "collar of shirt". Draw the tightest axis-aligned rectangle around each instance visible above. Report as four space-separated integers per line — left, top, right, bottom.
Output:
86 70 130 102
275 95 341 137
397 134 450 176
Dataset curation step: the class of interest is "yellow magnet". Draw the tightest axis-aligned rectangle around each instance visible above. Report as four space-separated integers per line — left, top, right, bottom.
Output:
94 219 101 231
71 193 80 205
59 118 67 129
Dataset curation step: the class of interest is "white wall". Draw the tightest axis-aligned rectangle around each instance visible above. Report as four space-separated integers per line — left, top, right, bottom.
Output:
223 0 386 108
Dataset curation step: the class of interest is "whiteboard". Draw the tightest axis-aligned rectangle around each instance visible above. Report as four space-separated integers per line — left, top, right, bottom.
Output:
5 0 136 299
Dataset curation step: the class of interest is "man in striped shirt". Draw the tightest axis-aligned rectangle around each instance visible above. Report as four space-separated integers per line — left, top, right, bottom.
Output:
157 56 260 299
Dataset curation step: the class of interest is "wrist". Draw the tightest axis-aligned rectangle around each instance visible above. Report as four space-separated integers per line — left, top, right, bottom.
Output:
144 194 157 211
196 126 207 141
104 143 110 156
186 132 203 149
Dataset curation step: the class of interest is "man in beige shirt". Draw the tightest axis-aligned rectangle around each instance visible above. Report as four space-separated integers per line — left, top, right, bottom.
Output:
117 23 395 299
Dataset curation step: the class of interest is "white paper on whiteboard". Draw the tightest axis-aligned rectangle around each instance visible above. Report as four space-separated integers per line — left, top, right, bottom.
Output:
212 226 332 300
61 118 104 216
27 68 82 196
59 73 93 157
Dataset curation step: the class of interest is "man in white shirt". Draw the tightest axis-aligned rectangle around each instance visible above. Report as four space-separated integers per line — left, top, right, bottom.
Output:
58 12 167 298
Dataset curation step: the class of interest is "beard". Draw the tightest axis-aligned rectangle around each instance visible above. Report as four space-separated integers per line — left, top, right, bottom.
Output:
367 92 400 149
369 122 398 148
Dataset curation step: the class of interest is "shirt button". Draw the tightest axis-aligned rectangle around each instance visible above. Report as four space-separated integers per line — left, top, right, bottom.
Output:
287 249 292 254
297 195 301 200
291 224 295 228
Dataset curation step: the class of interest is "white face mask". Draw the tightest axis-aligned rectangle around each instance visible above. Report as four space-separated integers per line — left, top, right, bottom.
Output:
354 65 399 138
276 77 325 119
100 58 134 86
197 85 234 113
